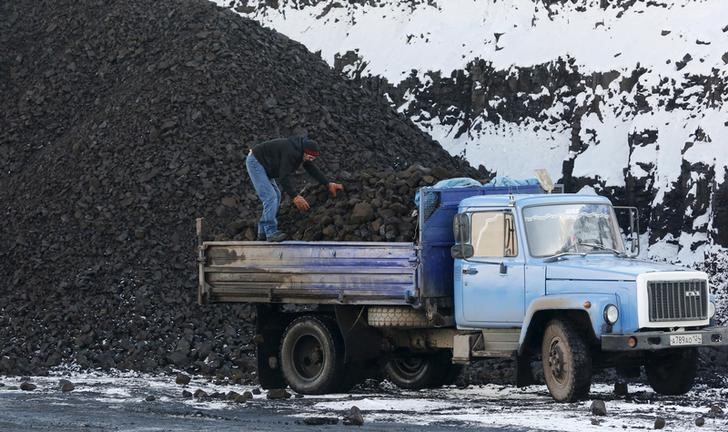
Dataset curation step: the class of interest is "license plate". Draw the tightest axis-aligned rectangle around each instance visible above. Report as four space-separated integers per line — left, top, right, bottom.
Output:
669 334 703 346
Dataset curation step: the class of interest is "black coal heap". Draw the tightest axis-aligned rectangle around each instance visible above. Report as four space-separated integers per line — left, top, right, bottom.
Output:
0 0 475 376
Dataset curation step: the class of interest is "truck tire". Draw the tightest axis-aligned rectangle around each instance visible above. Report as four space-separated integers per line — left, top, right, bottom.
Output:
368 307 429 328
645 348 697 395
384 351 448 389
541 319 592 402
279 315 345 394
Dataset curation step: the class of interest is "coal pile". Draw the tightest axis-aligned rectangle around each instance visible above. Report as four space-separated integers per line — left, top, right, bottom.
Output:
0 0 475 377
227 164 458 243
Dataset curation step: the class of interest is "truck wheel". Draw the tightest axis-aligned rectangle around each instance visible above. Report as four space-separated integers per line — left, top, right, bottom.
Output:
384 351 444 389
541 319 592 402
645 348 697 395
368 307 428 328
279 316 344 394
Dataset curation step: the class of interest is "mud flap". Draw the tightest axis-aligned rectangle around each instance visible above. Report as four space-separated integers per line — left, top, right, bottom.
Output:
255 305 286 389
334 305 386 363
515 353 536 387
334 306 385 388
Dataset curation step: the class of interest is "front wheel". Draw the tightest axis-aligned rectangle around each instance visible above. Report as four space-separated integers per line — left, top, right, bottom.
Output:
541 319 592 402
279 316 344 394
645 348 697 395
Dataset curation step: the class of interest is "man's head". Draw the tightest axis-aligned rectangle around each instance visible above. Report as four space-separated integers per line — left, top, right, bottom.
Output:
302 138 320 161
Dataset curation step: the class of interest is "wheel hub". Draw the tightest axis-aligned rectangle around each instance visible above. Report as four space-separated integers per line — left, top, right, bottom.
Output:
389 354 429 380
548 338 565 381
293 335 325 380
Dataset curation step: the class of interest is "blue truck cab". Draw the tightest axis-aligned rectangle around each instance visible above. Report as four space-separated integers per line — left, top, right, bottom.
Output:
448 191 726 401
197 183 727 402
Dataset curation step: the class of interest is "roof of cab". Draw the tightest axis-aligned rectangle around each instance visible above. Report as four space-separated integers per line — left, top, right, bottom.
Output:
459 193 612 209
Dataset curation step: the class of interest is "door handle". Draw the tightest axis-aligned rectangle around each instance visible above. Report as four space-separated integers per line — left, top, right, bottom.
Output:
462 267 478 275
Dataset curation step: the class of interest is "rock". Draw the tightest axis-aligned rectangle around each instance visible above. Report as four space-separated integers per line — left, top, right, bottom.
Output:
145 395 156 402
175 373 191 385
59 379 75 392
210 391 226 399
266 388 291 400
590 400 607 416
654 417 666 429
695 416 705 426
182 390 192 398
343 406 364 426
221 196 238 208
706 404 724 418
193 389 208 399
20 382 36 391
303 417 339 425
167 350 190 367
350 202 374 224
252 388 262 395
227 390 250 403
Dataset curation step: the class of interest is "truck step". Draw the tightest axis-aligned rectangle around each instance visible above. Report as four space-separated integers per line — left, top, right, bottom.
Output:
481 328 520 352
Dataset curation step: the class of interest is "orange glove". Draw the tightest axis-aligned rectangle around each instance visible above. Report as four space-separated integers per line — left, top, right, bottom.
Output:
293 195 310 212
327 182 344 198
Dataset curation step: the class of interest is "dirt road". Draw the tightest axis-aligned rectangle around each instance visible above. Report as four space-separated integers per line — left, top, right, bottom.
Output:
1 372 726 432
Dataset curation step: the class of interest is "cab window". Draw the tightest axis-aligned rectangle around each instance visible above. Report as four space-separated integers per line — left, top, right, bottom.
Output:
470 211 518 257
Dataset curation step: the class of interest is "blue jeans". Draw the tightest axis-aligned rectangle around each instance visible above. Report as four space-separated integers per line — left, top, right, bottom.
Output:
246 153 281 237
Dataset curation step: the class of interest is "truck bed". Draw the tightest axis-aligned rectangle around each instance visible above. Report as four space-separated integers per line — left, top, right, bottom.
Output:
197 240 417 305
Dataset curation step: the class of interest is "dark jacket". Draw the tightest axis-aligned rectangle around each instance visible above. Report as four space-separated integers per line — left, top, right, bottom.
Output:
251 137 329 197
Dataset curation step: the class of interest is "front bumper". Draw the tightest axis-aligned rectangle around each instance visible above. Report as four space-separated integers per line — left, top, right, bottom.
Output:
601 326 728 352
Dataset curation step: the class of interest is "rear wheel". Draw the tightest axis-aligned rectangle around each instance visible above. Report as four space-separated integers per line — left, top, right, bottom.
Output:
541 319 592 402
384 351 453 389
645 348 697 395
279 316 344 394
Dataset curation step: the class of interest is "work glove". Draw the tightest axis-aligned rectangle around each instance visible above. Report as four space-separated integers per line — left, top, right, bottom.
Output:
293 195 310 212
327 182 344 198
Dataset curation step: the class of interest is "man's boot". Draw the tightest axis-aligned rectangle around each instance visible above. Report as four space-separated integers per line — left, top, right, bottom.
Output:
266 231 287 242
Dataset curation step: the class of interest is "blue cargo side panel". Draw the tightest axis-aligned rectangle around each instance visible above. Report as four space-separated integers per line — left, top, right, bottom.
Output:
200 241 417 305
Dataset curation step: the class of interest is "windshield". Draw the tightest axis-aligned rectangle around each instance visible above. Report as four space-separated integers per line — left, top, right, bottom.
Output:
523 203 626 258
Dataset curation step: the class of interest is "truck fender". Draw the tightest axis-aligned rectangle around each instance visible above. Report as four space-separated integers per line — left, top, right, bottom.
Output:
518 293 621 354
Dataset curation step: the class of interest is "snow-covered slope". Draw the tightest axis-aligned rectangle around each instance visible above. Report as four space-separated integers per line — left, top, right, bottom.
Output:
219 0 728 267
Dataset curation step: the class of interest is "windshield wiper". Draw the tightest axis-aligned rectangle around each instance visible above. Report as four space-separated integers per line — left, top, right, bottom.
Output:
543 252 587 263
576 242 627 257
543 242 627 262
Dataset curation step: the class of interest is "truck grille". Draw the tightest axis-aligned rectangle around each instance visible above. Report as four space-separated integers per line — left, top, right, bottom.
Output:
647 280 707 322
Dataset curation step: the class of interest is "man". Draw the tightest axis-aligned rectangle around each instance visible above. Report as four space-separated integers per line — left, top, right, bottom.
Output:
245 136 344 242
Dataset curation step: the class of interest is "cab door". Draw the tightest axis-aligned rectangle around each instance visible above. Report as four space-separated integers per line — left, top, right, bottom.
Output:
460 209 525 325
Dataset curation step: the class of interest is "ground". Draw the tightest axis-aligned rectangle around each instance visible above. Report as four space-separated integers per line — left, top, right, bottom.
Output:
1 370 726 432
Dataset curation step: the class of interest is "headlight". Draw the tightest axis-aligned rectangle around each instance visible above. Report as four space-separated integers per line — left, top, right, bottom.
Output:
709 301 716 319
604 304 619 325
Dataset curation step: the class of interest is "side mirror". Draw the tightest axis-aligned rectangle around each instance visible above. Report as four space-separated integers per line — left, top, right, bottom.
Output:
453 213 470 243
451 244 474 259
614 206 640 257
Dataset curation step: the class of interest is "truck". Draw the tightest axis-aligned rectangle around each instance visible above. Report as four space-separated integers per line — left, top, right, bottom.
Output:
196 182 728 402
